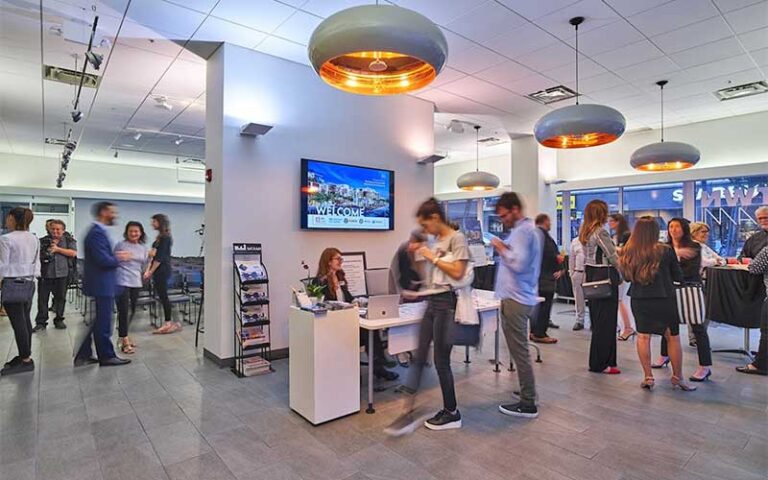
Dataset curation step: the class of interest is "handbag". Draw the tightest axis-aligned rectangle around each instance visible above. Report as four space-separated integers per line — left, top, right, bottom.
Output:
675 283 705 325
583 278 613 300
1 278 35 304
452 322 480 347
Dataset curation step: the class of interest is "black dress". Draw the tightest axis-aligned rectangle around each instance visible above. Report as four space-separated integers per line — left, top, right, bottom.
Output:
629 246 683 336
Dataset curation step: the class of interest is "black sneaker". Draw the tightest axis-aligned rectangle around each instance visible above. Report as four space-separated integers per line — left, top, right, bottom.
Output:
499 402 538 418
54 320 67 330
383 406 431 437
32 325 46 333
1 359 34 376
3 356 21 368
548 321 560 329
573 322 584 331
424 409 461 431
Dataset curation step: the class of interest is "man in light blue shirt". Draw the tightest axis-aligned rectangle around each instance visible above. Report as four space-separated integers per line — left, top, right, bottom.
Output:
491 192 543 418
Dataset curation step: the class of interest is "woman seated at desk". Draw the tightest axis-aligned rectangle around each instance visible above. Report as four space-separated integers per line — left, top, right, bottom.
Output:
315 247 399 381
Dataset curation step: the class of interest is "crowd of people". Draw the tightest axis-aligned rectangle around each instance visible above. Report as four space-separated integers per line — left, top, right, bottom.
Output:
0 202 179 375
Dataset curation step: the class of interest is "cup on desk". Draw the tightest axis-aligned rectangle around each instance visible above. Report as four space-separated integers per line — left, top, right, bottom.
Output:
742 258 752 266
726 257 740 265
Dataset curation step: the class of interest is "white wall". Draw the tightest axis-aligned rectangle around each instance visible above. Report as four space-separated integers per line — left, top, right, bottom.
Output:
204 45 435 360
73 198 204 257
0 152 204 199
555 111 768 188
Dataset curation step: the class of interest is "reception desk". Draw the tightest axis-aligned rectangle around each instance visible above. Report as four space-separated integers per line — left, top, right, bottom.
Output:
288 306 360 425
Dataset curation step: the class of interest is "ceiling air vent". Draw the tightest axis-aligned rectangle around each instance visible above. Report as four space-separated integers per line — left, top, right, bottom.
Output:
527 85 578 105
714 81 768 101
43 65 101 88
478 136 507 146
45 137 68 146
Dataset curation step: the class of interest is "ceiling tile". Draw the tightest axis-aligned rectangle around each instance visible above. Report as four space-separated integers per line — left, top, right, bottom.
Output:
514 42 576 72
627 0 719 37
575 72 626 94
504 73 558 96
192 16 266 49
124 0 207 38
651 16 733 54
749 46 768 66
533 0 621 40
164 0 219 14
153 59 206 99
484 23 559 59
255 36 311 66
496 0 580 20
738 26 768 51
588 83 643 103
447 43 506 74
416 88 506 115
300 0 368 18
396 0 482 25
670 37 746 69
272 11 323 46
444 1 527 44
592 40 664 70
613 56 681 83
603 0 672 16
474 61 538 88
674 54 756 83
567 20 645 56
724 1 768 33
542 55 607 84
430 67 468 88
212 0 295 33
712 0 766 12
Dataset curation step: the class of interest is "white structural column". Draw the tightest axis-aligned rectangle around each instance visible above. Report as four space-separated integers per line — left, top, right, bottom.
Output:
508 136 557 221
204 44 435 362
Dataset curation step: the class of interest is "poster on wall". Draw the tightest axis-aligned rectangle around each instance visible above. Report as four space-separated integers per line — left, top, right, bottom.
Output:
462 218 483 245
301 158 395 231
341 251 367 297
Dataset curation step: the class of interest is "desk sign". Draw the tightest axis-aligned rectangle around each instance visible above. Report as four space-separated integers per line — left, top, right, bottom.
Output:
342 251 367 297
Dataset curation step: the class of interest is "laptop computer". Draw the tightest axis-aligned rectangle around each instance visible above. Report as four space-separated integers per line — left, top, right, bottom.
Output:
364 294 400 320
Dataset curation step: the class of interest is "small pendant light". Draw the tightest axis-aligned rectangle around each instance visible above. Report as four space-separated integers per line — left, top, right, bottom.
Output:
534 17 626 149
630 80 700 171
457 125 500 191
308 2 448 96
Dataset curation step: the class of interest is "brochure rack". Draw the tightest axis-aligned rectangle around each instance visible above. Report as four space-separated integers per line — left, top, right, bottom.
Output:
232 243 273 377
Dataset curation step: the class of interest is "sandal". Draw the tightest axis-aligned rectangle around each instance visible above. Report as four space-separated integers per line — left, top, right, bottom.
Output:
736 364 768 376
153 323 173 334
617 330 636 341
118 338 135 354
671 375 697 391
641 377 655 390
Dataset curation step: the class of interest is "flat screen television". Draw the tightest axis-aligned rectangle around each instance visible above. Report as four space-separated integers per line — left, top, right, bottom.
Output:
300 158 395 231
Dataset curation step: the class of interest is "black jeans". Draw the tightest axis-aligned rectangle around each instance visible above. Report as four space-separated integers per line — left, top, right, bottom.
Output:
153 271 172 323
405 291 457 412
661 323 712 366
754 300 767 371
587 266 619 372
533 290 554 337
116 287 140 338
3 298 33 359
35 277 68 325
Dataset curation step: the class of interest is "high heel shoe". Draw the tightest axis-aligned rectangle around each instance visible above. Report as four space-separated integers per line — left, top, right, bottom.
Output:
641 377 655 390
689 368 711 382
651 357 670 369
617 330 636 341
671 375 697 391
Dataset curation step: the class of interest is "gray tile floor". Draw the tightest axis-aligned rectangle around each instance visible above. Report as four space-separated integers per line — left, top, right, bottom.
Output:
1 300 766 480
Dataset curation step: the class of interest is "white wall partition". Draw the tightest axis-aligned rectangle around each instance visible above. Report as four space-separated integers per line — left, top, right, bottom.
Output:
204 44 435 361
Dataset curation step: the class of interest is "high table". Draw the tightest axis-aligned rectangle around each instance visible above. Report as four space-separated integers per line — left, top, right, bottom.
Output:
359 291 501 414
705 266 765 359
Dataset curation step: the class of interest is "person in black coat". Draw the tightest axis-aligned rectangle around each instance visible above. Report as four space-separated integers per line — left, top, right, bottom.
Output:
314 248 398 381
531 214 563 343
739 206 768 260
620 217 695 391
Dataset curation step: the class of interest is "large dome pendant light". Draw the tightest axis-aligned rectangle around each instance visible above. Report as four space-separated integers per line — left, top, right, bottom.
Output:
457 125 500 191
308 2 448 96
534 17 626 148
631 80 700 171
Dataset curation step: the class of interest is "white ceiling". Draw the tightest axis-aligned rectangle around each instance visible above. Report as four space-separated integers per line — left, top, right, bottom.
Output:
1 0 767 177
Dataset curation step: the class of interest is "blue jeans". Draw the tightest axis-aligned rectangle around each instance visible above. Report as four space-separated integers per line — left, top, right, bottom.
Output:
77 296 117 360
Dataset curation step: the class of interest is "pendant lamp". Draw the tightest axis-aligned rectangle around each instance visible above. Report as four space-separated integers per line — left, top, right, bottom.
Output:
457 125 500 191
631 81 700 171
308 3 447 96
534 17 626 148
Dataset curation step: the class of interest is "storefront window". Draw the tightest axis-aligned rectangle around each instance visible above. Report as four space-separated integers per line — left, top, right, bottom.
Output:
570 188 619 240
695 175 768 257
622 183 683 240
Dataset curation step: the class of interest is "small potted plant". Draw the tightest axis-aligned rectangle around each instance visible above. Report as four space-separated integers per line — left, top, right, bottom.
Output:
305 281 325 305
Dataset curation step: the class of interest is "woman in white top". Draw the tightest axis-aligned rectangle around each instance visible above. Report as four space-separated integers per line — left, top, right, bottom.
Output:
0 207 41 376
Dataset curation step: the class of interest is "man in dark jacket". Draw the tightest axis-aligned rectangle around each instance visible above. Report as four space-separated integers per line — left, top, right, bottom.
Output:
740 206 768 260
33 220 77 331
531 214 563 344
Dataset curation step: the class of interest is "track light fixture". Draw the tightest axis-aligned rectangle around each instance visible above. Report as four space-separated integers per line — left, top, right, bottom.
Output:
71 110 83 123
114 150 119 158
69 15 100 128
132 132 142 141
85 50 103 70
174 137 183 146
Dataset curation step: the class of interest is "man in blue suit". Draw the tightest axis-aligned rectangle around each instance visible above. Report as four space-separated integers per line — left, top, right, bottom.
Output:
75 202 132 367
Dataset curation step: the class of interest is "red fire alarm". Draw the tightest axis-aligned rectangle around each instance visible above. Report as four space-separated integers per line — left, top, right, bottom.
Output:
206 168 212 183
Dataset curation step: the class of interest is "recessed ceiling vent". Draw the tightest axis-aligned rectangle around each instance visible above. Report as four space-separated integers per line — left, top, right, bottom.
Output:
478 136 507 146
714 81 768 101
527 85 578 105
43 65 101 88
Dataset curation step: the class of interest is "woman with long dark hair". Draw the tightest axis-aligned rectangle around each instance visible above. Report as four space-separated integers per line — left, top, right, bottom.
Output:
580 200 621 374
653 218 713 382
115 221 149 353
0 207 41 375
610 213 635 341
620 217 695 391
144 214 177 334
314 248 398 381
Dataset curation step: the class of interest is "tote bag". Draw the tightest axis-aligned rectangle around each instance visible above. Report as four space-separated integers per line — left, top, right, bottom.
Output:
0 278 35 304
675 284 705 325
